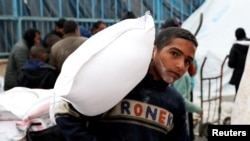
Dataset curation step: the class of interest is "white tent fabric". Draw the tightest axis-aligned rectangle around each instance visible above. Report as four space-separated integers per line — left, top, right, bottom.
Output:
182 0 250 97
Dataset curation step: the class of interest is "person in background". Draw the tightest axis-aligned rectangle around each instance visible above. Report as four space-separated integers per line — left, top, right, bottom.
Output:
49 20 88 73
54 27 198 141
43 33 61 54
160 17 182 30
172 71 202 141
91 20 106 35
17 45 58 89
4 28 41 91
49 18 67 38
42 33 61 63
187 58 198 141
228 27 250 98
79 25 92 38
120 11 136 21
188 59 198 91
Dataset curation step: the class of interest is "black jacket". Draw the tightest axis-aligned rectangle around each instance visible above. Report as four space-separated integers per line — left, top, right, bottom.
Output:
17 60 59 89
228 41 249 86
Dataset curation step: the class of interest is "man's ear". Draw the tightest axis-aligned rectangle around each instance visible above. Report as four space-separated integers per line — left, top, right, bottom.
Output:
75 28 80 35
40 53 47 61
152 46 157 59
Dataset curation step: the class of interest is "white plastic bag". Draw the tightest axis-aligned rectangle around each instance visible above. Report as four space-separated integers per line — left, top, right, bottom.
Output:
0 87 53 120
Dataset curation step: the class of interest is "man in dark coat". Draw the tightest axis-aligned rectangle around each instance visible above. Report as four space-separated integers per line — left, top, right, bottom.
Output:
228 27 250 97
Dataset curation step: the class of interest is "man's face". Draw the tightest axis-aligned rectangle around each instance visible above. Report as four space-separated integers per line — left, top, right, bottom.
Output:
149 37 196 84
96 23 106 33
56 27 64 35
34 32 41 45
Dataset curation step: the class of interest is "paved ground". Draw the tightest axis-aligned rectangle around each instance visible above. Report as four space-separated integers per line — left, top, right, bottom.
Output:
195 136 207 141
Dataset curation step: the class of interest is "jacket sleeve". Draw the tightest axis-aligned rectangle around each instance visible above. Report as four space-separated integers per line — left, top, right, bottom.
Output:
173 73 201 114
14 46 30 74
55 100 98 141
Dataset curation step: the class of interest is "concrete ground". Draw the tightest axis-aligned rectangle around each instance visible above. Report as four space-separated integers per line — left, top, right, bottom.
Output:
194 136 207 141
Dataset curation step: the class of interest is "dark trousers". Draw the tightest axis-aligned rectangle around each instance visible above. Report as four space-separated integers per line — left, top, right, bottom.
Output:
189 90 195 141
188 112 194 140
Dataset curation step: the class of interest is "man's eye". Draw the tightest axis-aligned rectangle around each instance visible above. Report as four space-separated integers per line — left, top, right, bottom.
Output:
170 51 178 56
185 60 191 65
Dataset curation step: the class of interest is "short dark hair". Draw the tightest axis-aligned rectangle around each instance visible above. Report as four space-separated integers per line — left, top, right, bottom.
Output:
235 28 246 40
91 20 105 32
55 18 66 28
23 28 40 49
63 20 78 34
120 11 136 21
30 44 47 60
154 27 198 50
161 18 181 29
43 33 61 48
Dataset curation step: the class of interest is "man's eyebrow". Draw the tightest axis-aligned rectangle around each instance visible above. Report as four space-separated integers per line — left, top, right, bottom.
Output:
169 47 194 61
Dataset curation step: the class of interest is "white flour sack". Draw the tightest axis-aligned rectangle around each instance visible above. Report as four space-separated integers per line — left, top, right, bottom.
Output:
54 11 155 116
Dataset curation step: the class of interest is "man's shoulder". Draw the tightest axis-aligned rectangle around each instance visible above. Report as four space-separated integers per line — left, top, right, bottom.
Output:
60 36 87 45
40 63 56 70
11 42 28 53
64 35 87 40
71 36 88 43
51 39 65 50
13 40 26 48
